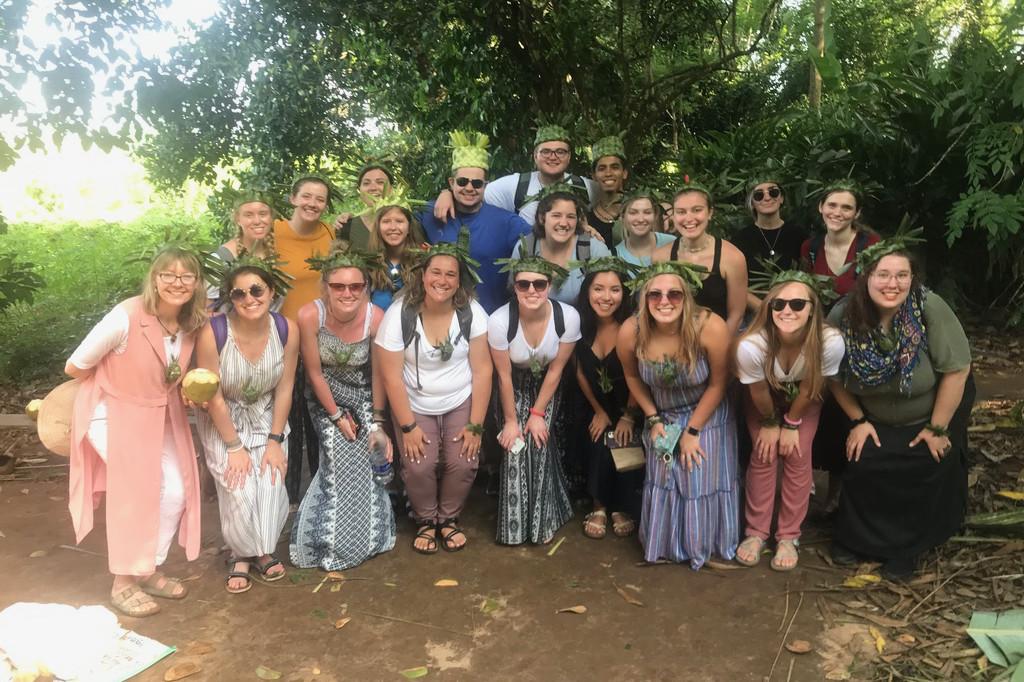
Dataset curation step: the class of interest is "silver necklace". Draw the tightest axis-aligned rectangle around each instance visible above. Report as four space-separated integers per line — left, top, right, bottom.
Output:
757 225 783 257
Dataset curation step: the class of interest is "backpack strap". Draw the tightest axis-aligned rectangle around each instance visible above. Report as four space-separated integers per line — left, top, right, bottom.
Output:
513 172 532 213
212 314 228 353
552 300 565 337
522 233 538 256
670 237 681 261
575 236 591 261
400 304 420 348
455 305 473 344
506 301 520 344
270 311 289 346
808 233 825 267
855 230 869 253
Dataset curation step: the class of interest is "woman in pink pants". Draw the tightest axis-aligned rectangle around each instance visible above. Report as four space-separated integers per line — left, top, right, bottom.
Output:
734 271 844 570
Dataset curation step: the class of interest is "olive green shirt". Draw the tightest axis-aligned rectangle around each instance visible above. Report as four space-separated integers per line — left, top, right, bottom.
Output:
828 292 971 426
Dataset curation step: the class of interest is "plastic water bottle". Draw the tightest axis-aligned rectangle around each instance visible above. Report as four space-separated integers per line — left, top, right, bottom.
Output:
369 436 393 487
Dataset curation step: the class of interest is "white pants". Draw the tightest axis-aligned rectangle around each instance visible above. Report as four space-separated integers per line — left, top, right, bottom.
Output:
88 403 185 569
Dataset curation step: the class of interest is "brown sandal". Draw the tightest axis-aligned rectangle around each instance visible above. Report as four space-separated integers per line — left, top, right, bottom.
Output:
583 510 608 539
610 512 635 537
412 524 438 555
139 571 188 600
111 584 161 617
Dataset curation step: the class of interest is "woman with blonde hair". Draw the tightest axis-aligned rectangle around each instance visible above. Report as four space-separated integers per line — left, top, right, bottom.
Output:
366 201 423 311
616 261 738 569
208 194 280 312
66 246 208 617
734 271 844 570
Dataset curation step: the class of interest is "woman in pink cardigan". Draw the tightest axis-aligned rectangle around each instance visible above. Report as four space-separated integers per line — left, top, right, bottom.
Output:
66 246 207 617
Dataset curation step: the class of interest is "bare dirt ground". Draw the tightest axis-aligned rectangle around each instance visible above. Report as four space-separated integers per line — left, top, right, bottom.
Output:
1 332 1022 682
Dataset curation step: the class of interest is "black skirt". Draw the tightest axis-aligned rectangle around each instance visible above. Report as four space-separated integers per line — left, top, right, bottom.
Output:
835 375 975 560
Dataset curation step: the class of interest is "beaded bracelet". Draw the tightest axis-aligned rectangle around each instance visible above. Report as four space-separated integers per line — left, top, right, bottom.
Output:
780 422 799 431
645 414 663 429
465 422 485 436
925 423 950 438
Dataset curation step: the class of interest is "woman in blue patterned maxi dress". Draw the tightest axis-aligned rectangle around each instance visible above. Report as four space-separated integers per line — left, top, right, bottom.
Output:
289 259 396 570
617 265 739 569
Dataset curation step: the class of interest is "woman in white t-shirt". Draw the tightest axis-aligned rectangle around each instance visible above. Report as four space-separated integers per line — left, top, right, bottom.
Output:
376 239 491 553
488 256 581 545
734 272 844 571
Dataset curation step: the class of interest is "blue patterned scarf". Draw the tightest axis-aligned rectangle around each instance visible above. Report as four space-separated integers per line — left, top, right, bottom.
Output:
843 288 927 395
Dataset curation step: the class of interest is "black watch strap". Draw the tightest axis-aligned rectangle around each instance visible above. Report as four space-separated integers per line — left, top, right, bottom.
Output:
686 426 700 437
268 432 285 443
400 421 418 433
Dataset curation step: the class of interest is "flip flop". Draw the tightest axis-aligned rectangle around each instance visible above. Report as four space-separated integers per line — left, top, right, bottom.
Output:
736 536 766 567
253 555 286 582
111 584 161 617
139 571 188 600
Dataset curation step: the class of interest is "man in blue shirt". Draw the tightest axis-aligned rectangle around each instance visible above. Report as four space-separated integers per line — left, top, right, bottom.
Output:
419 132 531 313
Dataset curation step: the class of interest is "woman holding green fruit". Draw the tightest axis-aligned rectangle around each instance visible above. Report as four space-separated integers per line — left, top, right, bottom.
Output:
66 246 208 617
488 255 580 545
616 261 738 569
193 258 299 592
288 245 397 570
375 234 491 554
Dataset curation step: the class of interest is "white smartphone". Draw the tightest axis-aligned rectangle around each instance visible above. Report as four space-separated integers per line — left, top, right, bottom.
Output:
509 437 526 455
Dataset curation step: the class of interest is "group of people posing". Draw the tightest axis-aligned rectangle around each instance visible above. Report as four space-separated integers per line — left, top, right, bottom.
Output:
64 125 974 618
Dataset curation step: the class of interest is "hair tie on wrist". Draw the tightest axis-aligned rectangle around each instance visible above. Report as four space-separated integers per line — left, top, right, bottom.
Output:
783 413 803 427
529 407 545 418
925 423 949 438
759 414 780 428
328 409 344 422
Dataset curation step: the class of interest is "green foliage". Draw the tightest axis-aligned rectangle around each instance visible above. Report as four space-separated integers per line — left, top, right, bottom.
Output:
0 251 43 312
0 210 218 380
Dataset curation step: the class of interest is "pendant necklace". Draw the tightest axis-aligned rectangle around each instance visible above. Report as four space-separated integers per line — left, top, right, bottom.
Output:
758 225 783 257
157 316 179 343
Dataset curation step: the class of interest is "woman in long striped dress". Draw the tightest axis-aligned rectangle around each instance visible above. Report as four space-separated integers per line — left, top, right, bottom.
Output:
617 262 739 569
289 248 396 570
195 259 299 592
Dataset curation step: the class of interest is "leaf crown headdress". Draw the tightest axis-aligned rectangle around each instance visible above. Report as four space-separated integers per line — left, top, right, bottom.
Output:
306 242 386 278
522 181 590 209
627 260 709 293
748 258 838 306
207 251 295 297
590 135 626 164
449 131 491 172
495 237 570 284
571 255 642 280
367 184 425 217
854 218 925 274
534 123 571 147
676 175 714 203
409 227 482 284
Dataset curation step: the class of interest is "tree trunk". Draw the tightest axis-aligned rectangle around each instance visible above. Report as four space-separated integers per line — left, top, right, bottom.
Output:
809 0 828 109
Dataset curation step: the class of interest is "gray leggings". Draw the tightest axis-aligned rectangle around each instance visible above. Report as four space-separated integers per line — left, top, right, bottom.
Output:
394 398 477 525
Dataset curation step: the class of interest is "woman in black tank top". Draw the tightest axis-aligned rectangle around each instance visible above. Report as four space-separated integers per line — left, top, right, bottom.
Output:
654 185 747 335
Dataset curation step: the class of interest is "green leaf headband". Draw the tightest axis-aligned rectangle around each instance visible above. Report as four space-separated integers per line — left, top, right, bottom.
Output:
367 184 425 216
522 181 590 209
572 255 642 280
676 176 714 204
534 123 571 147
207 252 295 297
306 244 386 278
748 260 838 306
495 238 570 284
128 233 213 276
590 135 626 164
627 260 709 293
409 227 482 284
855 221 925 274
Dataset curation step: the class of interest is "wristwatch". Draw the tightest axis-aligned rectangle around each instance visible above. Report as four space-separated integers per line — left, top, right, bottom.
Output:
268 433 285 443
368 422 381 433
686 426 700 437
400 421 418 433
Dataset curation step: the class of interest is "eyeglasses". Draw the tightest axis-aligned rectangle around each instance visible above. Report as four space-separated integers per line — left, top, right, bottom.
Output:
514 278 550 293
454 177 485 189
870 271 912 284
327 282 367 295
537 148 570 160
157 272 198 286
646 289 685 305
770 298 811 312
229 284 267 301
753 187 782 202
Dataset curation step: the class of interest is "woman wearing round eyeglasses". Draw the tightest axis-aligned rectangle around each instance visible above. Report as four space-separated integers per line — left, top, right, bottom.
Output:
194 262 299 593
616 263 738 569
734 274 844 571
66 246 208 617
653 184 747 336
208 196 281 313
289 250 396 570
488 257 581 545
511 190 612 305
826 242 973 581
368 203 422 311
732 180 808 313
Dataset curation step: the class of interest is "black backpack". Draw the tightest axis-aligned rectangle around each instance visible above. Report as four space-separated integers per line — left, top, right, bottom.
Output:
400 303 474 389
521 233 591 261
506 299 565 343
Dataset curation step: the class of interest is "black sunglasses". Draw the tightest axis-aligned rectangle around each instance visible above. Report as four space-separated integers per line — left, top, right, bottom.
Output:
753 187 782 202
229 284 267 301
514 278 550 293
455 177 485 189
770 298 811 312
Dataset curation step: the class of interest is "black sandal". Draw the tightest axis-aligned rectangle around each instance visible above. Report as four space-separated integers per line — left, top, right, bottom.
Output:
413 524 438 555
225 557 253 594
438 519 467 553
253 555 286 582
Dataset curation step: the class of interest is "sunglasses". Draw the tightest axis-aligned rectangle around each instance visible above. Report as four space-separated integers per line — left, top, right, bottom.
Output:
646 289 685 305
514 278 550 293
753 187 782 202
229 283 267 301
454 177 485 189
770 298 811 312
327 282 367 295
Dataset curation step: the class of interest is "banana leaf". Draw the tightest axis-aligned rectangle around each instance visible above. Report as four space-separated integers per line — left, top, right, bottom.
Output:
966 510 1024 537
967 610 1024 667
